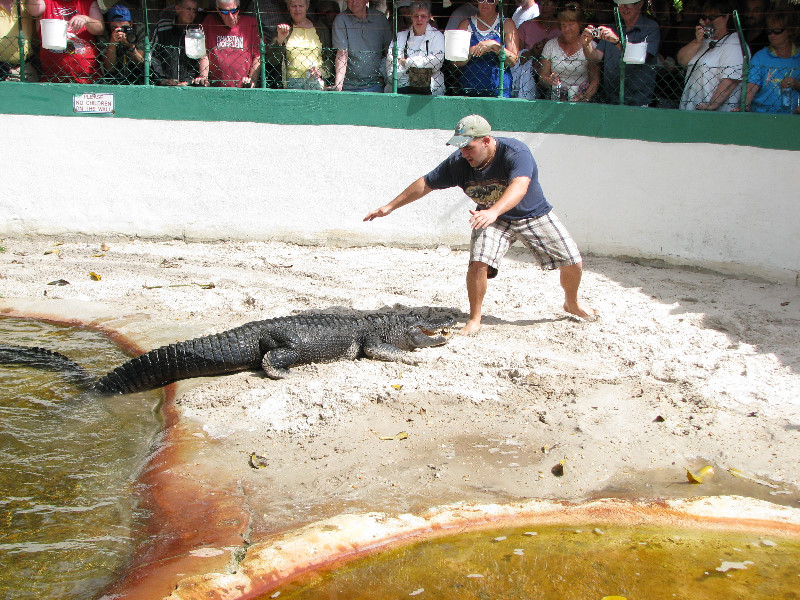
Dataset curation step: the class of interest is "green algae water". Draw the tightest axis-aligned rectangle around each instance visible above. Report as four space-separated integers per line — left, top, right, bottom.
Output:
266 524 800 600
0 317 162 600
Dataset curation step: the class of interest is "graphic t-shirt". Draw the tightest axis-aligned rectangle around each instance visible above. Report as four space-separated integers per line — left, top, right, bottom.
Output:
424 137 552 221
202 13 260 86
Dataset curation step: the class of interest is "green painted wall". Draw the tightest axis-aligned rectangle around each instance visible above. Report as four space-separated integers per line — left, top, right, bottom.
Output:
1 82 799 151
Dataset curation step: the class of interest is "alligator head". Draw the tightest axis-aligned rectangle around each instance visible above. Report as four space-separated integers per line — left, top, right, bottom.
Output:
397 313 455 349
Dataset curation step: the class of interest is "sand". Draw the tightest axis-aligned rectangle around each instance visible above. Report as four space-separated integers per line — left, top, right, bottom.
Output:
1 234 799 540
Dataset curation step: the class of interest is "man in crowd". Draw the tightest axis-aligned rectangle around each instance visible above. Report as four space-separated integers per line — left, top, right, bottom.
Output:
197 0 261 87
99 4 145 84
581 0 660 106
331 0 392 92
364 115 597 334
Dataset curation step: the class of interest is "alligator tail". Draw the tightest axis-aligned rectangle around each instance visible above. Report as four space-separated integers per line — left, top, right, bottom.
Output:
92 327 263 395
0 343 95 389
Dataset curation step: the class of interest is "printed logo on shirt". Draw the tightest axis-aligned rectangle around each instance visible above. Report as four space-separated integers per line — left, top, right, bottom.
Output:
465 181 507 208
53 6 77 19
216 35 245 49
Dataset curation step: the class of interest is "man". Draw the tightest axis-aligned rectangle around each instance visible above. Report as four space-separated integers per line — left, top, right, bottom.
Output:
331 0 392 92
580 0 660 107
364 115 597 335
99 4 145 84
150 0 201 85
197 0 261 87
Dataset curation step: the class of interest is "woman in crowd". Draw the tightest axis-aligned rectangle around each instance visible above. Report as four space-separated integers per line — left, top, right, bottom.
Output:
540 3 599 101
384 0 445 95
273 0 331 89
453 0 518 97
677 0 744 111
741 9 800 113
515 0 561 99
27 0 104 83
150 0 202 86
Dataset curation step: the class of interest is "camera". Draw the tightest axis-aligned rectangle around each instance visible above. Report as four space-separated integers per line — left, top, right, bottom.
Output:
591 27 601 39
703 25 714 39
117 24 136 44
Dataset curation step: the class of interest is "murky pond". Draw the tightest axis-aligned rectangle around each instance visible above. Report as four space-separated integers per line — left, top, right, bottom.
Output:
0 317 162 600
264 523 800 600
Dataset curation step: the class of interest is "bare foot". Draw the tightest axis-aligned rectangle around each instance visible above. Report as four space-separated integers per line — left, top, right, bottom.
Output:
563 302 599 322
459 319 482 336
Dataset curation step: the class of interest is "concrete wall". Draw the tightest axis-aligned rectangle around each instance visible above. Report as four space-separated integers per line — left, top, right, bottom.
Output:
3 113 797 284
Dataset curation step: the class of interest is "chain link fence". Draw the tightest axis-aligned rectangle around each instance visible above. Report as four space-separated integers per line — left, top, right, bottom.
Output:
1 0 798 113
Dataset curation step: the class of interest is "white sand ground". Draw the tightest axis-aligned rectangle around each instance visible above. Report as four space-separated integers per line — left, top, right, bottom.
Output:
1 236 799 539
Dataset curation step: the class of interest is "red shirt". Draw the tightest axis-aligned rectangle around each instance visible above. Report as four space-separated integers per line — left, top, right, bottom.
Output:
201 13 260 87
39 0 100 83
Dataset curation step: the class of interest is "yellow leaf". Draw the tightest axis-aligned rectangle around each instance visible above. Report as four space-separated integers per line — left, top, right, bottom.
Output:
396 431 409 440
89 272 102 281
687 465 714 484
601 597 628 600
392 384 403 390
44 249 60 256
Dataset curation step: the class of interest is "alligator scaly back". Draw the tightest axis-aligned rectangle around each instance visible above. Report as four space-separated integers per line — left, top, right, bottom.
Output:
92 322 265 395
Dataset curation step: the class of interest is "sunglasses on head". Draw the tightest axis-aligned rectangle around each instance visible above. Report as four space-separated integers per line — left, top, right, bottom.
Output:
767 28 786 35
219 7 239 14
477 0 497 4
701 14 722 21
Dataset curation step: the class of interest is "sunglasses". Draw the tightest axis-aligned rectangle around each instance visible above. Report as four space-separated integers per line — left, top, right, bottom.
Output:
701 14 722 21
767 28 786 35
477 0 497 4
218 7 239 14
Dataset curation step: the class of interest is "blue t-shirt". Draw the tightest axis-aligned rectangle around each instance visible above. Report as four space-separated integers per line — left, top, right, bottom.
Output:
749 46 800 113
423 137 552 221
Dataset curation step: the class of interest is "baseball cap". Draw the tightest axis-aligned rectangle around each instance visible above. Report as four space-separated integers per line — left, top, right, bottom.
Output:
446 114 492 148
613 0 642 4
107 5 132 21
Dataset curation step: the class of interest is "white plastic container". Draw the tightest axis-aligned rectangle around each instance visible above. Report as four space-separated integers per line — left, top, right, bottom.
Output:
623 40 648 64
444 29 471 62
40 19 68 51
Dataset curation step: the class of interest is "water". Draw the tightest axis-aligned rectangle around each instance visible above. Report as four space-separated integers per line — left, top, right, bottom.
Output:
0 318 162 600
264 524 800 600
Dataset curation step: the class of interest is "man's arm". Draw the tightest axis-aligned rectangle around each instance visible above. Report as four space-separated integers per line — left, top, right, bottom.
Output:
25 0 45 17
333 49 347 91
468 176 530 229
363 177 433 221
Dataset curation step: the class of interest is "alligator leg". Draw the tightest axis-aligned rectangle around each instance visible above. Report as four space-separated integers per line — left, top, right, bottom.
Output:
261 348 301 379
362 337 421 366
259 329 302 379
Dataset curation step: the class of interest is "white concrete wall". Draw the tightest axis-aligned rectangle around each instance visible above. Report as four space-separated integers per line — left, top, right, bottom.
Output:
3 114 797 283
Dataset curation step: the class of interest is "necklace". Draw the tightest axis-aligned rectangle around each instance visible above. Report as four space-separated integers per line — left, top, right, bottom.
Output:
475 146 496 171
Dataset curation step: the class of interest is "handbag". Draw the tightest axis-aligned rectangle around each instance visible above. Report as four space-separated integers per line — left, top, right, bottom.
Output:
402 34 432 95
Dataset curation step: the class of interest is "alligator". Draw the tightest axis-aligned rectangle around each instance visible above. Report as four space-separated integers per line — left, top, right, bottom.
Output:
0 311 454 395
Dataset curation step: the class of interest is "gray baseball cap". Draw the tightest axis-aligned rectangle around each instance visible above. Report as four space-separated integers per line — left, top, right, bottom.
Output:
447 114 492 148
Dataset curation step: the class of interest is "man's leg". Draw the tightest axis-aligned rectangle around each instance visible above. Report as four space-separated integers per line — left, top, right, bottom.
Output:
560 262 598 321
462 261 489 335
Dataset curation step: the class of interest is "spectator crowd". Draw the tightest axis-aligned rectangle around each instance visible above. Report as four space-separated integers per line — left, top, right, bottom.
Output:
1 0 798 112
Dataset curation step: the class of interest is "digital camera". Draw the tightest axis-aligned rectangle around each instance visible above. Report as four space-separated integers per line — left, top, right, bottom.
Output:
703 25 715 39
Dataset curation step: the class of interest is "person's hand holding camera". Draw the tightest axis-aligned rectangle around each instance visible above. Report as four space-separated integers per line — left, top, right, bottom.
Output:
111 25 135 50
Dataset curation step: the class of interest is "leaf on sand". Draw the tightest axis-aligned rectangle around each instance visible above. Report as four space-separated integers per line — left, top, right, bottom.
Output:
47 279 70 286
249 453 268 469
376 431 410 441
44 249 60 256
89 272 102 281
687 465 714 484
551 460 565 477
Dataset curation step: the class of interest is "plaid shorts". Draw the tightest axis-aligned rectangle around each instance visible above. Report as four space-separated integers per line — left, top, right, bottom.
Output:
470 211 582 279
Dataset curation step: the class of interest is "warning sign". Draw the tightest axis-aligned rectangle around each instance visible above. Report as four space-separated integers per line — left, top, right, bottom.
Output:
73 93 115 114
